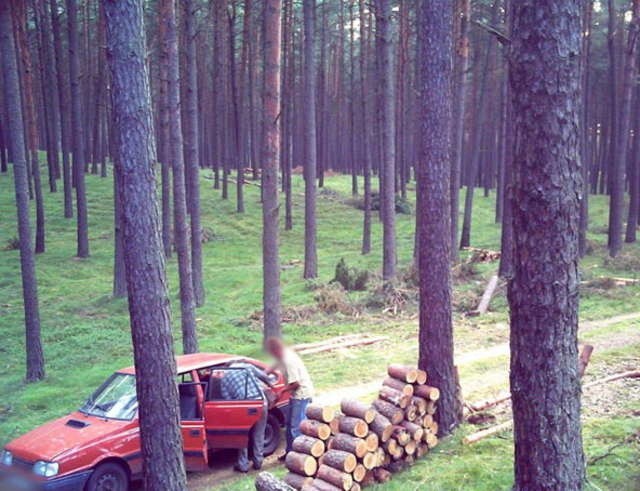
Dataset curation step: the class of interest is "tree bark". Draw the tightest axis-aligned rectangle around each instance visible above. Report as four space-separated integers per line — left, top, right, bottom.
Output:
508 2 585 489
0 0 46 383
261 0 283 341
359 0 371 255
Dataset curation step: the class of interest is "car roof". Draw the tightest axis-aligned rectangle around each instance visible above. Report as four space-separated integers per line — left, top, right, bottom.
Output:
118 352 250 375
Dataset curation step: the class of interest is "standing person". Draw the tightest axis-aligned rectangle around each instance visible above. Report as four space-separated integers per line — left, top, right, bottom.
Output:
266 338 314 458
221 362 273 472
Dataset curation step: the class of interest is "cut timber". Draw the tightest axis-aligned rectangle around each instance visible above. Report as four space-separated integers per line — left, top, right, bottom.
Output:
387 364 418 383
293 334 389 356
583 369 640 387
364 432 379 451
412 396 427 414
361 452 378 470
340 400 375 423
427 421 439 435
382 377 414 396
328 433 368 459
379 386 411 408
329 416 340 435
352 464 367 483
360 471 375 487
463 420 513 445
310 479 342 491
316 465 353 491
404 404 418 422
286 452 318 476
373 468 391 483
338 417 369 438
255 472 296 491
401 421 424 441
421 414 433 427
283 473 314 490
349 484 361 491
300 420 332 440
404 440 417 455
369 413 394 442
320 450 357 473
414 384 440 401
426 401 437 415
292 435 326 458
416 369 428 385
467 274 499 316
372 399 404 424
306 405 335 423
392 426 411 446
425 432 438 448
383 438 399 456
375 447 385 466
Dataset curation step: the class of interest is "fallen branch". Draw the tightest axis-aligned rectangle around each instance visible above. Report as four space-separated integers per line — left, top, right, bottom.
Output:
467 274 500 316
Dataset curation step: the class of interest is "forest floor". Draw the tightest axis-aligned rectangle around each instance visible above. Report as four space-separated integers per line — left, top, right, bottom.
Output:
0 166 639 490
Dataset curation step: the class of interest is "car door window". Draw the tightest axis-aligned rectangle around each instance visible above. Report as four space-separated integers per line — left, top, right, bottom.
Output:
208 368 262 401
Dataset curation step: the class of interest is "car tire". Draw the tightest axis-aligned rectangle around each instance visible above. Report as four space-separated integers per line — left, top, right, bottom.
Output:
85 462 129 491
262 414 281 456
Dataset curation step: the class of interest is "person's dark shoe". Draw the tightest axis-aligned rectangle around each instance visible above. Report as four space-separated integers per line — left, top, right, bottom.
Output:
253 461 263 471
234 465 249 473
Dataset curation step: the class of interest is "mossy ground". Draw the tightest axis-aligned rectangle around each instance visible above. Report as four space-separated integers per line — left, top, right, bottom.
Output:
0 164 638 489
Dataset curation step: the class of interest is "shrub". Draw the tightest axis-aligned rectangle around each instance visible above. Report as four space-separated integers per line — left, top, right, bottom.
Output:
332 258 369 291
4 237 19 251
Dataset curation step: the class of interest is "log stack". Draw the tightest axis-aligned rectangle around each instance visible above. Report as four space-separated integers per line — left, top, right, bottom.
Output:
264 365 440 491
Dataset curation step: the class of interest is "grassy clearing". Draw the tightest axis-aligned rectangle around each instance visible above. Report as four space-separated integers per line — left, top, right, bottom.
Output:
1 164 639 489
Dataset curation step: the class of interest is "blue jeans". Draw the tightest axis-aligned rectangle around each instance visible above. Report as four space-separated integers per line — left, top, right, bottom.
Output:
286 398 311 452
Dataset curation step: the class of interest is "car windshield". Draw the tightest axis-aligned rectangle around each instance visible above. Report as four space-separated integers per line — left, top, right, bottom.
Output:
80 373 138 420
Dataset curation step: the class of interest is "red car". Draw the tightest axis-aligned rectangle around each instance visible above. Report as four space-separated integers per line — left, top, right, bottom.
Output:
0 353 291 491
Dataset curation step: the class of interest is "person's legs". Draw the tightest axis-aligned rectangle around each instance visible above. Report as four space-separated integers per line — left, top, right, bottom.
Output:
287 398 311 452
235 448 250 472
251 400 268 469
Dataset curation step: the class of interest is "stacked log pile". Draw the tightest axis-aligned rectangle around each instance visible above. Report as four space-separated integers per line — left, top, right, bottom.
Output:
280 365 440 491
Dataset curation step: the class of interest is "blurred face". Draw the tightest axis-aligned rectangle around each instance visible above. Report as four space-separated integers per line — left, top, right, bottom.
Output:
266 338 284 360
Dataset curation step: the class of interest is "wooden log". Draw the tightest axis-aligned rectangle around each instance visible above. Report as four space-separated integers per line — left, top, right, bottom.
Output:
379 386 411 408
421 414 433 428
427 421 439 435
361 452 378 470
415 369 428 385
404 404 418 422
320 450 357 473
382 377 414 396
391 445 405 460
372 399 404 424
383 438 399 456
373 468 391 483
425 432 439 448
352 464 367 483
349 484 361 491
364 432 379 452
401 421 424 442
414 384 440 401
329 416 341 435
286 452 318 476
387 364 418 383
375 447 386 466
468 274 499 316
360 472 375 487
292 435 326 458
404 440 417 455
310 479 342 491
369 413 394 442
328 433 368 459
426 401 437 415
283 473 314 490
412 396 427 414
317 465 353 491
392 426 411 446
306 405 335 423
256 472 296 491
338 416 369 438
300 420 332 440
340 400 375 423
415 443 429 458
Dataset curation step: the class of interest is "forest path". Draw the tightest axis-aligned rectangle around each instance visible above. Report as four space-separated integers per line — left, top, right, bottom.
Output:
186 311 640 490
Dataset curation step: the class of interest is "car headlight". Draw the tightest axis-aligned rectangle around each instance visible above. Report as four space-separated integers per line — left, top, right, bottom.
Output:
1 450 12 466
33 461 59 477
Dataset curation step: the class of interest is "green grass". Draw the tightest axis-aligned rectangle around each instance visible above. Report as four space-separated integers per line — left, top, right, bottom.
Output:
1 163 639 489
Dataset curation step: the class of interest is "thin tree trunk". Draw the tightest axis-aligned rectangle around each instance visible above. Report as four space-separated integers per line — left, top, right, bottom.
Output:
104 3 188 489
508 1 585 488
0 0 46 383
625 88 640 242
161 0 198 354
262 0 283 342
360 0 371 255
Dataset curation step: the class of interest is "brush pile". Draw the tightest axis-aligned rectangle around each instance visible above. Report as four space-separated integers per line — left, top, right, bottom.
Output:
277 364 440 491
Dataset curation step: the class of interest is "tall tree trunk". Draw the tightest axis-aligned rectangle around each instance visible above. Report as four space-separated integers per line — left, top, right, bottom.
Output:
360 0 371 255
50 0 73 219
160 0 198 354
375 0 396 282
416 0 459 436
450 0 470 262
182 0 205 306
103 3 187 490
13 0 46 255
262 0 283 342
625 88 640 242
303 0 318 279
0 0 45 383
508 1 584 489
66 0 90 258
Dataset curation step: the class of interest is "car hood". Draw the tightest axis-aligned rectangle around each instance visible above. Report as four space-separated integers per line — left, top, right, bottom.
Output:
5 411 131 463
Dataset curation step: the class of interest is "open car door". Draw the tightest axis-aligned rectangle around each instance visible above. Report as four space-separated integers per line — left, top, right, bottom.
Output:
179 381 209 472
203 367 265 449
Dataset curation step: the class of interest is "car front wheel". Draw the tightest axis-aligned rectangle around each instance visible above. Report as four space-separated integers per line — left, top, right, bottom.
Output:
85 462 129 491
262 414 281 456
